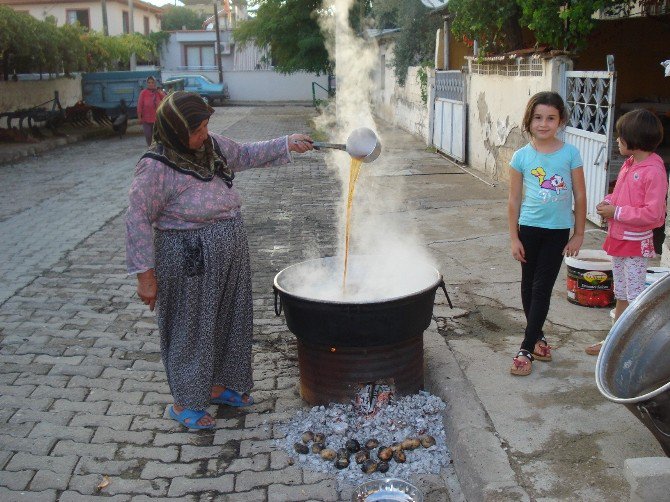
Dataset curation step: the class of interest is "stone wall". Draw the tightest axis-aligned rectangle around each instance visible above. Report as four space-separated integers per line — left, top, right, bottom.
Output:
0 76 83 113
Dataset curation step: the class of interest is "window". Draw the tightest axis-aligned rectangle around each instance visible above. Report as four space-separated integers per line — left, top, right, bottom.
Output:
184 45 216 69
66 9 90 29
143 16 149 35
122 11 129 34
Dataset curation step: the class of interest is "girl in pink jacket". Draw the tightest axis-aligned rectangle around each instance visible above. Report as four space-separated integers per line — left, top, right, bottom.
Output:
587 109 667 355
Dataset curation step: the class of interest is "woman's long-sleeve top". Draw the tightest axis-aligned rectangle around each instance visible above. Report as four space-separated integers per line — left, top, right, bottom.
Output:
125 133 292 274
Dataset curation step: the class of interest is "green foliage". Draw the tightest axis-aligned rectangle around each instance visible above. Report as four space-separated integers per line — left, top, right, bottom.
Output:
234 0 331 75
448 0 523 55
517 0 624 52
449 0 632 54
0 6 162 79
371 0 441 86
416 62 433 105
160 6 208 31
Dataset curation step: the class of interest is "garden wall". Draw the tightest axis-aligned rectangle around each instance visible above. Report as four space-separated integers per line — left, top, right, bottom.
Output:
0 76 83 113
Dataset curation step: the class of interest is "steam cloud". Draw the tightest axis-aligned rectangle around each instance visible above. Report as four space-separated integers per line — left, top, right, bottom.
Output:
288 0 438 301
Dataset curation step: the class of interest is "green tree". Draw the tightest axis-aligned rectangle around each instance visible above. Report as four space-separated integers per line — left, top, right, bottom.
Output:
517 0 623 52
371 0 442 86
448 0 524 55
233 0 331 75
161 6 208 31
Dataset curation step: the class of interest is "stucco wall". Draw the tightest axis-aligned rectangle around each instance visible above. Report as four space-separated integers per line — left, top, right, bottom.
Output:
372 41 430 143
0 76 83 113
162 70 327 102
16 2 160 35
466 57 572 181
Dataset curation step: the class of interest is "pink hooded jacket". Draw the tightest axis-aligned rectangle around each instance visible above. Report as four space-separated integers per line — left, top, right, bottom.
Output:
604 153 668 241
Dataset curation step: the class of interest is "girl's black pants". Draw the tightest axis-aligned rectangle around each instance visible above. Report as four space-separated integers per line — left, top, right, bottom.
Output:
518 225 570 353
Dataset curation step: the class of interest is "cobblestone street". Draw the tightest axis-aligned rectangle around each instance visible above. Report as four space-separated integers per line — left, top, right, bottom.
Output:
0 106 457 501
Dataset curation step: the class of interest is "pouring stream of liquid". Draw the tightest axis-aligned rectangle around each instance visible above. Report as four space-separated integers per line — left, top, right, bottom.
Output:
343 157 363 291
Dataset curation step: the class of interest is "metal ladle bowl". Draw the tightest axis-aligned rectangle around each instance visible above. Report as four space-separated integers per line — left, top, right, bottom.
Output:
312 127 381 163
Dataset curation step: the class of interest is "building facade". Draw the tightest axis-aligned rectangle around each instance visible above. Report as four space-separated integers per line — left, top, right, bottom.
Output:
0 0 162 36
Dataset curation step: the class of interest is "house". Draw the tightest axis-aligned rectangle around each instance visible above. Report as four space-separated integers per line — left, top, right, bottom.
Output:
0 0 162 35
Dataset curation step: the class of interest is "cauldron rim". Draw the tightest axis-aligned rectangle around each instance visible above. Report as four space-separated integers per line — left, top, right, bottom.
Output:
595 273 670 404
273 255 442 305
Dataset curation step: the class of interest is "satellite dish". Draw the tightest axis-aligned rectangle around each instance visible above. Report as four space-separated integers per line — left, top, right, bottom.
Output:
420 0 449 8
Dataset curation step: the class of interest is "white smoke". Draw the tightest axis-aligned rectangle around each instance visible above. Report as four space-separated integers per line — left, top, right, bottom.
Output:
287 0 438 301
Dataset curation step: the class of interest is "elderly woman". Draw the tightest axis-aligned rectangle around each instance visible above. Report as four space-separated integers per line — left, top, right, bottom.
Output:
126 92 313 429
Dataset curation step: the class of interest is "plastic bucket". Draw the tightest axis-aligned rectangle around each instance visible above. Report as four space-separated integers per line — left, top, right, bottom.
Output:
565 249 614 308
595 273 670 456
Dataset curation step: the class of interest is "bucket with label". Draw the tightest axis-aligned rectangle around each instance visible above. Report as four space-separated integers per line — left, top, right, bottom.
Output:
565 250 614 308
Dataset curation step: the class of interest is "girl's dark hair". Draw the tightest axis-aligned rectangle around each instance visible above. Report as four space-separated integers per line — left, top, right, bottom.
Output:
616 109 663 152
522 91 567 133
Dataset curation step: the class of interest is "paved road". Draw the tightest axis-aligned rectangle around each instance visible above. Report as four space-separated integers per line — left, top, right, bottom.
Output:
0 107 460 501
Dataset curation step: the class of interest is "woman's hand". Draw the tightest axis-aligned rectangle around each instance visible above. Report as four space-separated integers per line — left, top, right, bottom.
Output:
511 238 526 263
288 134 314 153
137 269 157 311
563 233 584 257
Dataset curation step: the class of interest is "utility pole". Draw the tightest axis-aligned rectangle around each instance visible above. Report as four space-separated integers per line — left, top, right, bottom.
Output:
129 0 136 70
213 1 224 83
101 0 109 36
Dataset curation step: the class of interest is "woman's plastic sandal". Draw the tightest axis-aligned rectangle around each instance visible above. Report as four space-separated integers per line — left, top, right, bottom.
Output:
211 388 254 408
532 337 552 361
169 406 215 430
510 349 534 376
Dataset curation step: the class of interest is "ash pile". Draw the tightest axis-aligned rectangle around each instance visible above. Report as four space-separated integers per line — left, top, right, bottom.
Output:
277 386 451 488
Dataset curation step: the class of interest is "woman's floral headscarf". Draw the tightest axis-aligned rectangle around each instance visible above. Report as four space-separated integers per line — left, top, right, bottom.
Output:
146 91 234 186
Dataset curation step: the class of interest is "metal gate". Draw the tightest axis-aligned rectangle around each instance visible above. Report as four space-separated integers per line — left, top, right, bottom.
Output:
562 70 617 226
433 71 467 162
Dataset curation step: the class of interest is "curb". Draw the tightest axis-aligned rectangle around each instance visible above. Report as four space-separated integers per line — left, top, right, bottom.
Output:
424 326 531 502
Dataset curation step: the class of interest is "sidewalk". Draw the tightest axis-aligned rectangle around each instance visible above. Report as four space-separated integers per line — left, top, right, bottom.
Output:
0 105 666 501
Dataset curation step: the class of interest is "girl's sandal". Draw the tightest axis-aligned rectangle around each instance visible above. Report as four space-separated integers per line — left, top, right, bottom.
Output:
532 337 553 362
510 349 534 376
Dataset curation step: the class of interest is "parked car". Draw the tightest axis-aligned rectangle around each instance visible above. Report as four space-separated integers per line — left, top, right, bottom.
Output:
170 75 230 105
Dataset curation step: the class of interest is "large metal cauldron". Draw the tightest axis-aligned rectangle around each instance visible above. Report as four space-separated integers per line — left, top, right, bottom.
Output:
273 255 449 405
595 274 670 456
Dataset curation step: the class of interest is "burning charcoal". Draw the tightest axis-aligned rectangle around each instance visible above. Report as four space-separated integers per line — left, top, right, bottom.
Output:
320 448 337 461
377 461 390 473
337 448 350 460
294 442 309 455
354 450 369 464
377 446 393 461
361 459 378 474
365 438 379 450
314 432 326 443
311 442 325 454
301 431 314 444
420 434 436 448
401 438 421 450
393 450 407 463
335 457 350 469
345 438 361 453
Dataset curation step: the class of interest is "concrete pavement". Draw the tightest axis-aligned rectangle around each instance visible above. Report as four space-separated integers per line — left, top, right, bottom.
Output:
0 105 666 501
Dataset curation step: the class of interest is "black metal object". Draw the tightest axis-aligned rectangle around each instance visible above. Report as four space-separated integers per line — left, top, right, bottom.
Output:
296 336 424 406
274 283 441 347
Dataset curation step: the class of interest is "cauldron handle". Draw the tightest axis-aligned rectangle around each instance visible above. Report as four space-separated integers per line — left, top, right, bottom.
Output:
638 403 670 438
273 288 283 316
439 280 453 309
